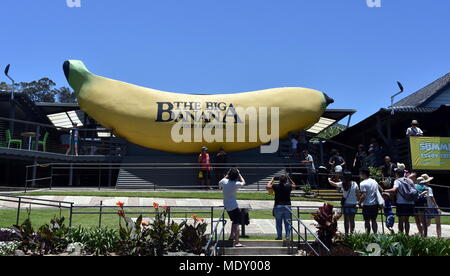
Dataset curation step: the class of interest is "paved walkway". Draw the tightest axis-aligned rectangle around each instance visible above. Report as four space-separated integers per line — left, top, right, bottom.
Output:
1 195 449 238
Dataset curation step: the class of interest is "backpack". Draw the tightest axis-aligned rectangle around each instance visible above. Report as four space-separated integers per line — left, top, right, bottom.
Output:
397 177 418 202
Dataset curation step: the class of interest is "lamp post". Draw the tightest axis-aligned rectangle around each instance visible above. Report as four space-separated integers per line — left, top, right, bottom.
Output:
4 64 15 100
390 81 404 115
4 64 16 131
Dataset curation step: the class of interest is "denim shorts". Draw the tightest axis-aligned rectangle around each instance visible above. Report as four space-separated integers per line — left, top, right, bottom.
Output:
342 205 357 215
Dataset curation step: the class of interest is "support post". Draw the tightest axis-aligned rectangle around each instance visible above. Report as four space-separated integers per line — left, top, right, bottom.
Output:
34 125 40 151
69 203 73 227
16 198 21 225
99 201 103 227
69 163 73 186
31 158 37 187
98 166 101 191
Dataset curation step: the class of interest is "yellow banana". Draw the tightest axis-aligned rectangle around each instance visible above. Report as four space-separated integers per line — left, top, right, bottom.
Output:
63 60 333 153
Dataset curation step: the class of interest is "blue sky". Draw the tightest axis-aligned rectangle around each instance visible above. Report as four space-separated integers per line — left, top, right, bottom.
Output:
0 0 449 125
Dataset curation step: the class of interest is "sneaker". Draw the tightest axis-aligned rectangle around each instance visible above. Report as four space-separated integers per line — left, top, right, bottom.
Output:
275 237 282 241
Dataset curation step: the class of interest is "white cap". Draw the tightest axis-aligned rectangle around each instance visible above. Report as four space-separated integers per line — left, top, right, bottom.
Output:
334 165 343 173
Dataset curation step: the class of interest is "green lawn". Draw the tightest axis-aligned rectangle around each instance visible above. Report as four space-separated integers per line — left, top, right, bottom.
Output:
16 191 330 202
2 207 448 229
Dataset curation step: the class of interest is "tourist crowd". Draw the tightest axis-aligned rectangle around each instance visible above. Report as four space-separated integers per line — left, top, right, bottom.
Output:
197 119 442 245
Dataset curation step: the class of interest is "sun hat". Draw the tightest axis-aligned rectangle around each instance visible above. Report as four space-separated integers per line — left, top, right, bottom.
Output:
419 174 434 184
396 163 406 170
334 165 343 173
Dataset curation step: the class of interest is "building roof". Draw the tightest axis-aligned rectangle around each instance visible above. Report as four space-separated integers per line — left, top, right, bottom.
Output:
306 109 356 134
394 72 450 107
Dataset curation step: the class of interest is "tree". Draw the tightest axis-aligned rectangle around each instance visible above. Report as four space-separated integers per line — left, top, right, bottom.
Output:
19 78 56 102
55 87 77 103
0 81 11 91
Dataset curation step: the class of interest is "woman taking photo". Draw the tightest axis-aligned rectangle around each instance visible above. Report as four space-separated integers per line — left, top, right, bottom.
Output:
266 175 296 241
329 171 360 235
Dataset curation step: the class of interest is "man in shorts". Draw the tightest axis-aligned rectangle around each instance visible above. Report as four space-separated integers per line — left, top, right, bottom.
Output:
384 168 416 235
219 168 246 247
358 168 381 234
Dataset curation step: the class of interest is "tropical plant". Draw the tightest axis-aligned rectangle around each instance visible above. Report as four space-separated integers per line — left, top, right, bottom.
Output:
13 217 38 254
181 215 209 255
34 216 70 255
344 234 450 256
302 183 313 196
167 220 185 252
312 203 341 248
66 227 119 256
369 167 383 183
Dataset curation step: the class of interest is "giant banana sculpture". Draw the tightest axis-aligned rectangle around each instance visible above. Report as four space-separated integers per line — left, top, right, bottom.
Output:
63 60 333 153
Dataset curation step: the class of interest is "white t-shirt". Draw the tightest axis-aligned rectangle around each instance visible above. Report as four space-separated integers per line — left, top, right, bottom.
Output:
305 154 316 172
336 181 359 205
406 127 423 136
219 178 245 211
393 178 415 205
360 178 379 206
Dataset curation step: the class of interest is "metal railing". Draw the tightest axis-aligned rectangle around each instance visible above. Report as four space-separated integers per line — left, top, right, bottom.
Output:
0 116 123 156
0 194 221 230
287 206 330 256
0 194 74 226
204 208 227 256
24 162 318 191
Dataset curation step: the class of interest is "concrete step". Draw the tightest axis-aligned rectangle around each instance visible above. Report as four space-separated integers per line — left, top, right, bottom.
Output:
239 240 290 247
222 246 297 256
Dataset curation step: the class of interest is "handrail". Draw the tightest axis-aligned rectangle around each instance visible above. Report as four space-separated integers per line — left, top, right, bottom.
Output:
286 206 330 256
205 208 227 256
0 194 74 205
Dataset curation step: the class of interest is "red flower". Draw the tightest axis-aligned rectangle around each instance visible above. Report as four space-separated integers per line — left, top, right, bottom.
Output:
153 202 159 209
116 201 125 208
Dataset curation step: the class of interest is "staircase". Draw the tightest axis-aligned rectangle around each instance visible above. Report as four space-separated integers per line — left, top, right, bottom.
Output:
313 189 342 201
116 168 157 189
242 169 287 190
221 240 298 256
115 141 298 189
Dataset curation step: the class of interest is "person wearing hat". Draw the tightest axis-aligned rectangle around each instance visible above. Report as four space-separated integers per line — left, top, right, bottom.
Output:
198 146 212 190
418 174 442 238
414 174 432 237
384 168 416 235
406 120 424 137
328 165 343 192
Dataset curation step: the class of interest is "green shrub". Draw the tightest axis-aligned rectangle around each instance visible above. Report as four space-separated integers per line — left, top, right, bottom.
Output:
0 241 19 256
344 233 450 256
181 216 209 255
66 227 119 256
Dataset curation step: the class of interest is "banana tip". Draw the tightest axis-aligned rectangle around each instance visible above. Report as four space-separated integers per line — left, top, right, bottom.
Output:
63 60 70 81
323 92 334 106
